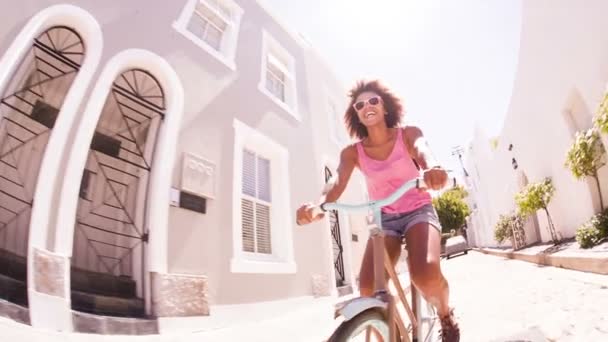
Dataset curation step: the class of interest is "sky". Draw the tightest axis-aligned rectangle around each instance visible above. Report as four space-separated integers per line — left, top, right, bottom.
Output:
264 0 522 173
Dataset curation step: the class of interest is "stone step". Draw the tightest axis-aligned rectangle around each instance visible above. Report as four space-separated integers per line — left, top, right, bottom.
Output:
70 267 136 299
0 248 27 281
0 272 27 306
71 290 145 318
0 248 137 298
72 310 158 335
337 284 353 297
0 297 30 324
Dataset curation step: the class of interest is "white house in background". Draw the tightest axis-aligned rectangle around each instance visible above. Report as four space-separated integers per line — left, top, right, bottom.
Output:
464 0 608 248
0 0 370 335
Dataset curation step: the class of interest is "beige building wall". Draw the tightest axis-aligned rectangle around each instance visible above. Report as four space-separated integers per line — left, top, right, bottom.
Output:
0 0 370 331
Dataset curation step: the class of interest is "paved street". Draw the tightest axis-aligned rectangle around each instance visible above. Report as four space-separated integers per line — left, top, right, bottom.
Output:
443 252 608 341
1 252 607 341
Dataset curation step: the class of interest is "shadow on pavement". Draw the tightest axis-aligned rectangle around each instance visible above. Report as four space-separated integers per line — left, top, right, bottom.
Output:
540 239 575 255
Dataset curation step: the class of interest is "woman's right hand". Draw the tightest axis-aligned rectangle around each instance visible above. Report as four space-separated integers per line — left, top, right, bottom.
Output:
296 202 324 225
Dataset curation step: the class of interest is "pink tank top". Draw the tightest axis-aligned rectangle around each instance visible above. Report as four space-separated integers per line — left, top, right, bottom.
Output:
355 128 432 214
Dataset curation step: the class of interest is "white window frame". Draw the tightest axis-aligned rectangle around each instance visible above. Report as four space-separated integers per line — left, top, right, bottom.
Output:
231 118 296 274
173 0 243 71
258 29 299 121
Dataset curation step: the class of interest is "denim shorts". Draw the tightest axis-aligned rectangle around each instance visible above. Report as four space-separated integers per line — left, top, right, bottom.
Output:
380 203 442 239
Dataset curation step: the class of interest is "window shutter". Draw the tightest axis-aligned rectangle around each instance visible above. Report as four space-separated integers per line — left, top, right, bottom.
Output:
240 150 272 254
241 198 255 252
255 203 271 254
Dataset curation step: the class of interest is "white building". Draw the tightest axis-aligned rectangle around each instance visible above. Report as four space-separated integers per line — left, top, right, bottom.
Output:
0 0 370 334
464 0 608 248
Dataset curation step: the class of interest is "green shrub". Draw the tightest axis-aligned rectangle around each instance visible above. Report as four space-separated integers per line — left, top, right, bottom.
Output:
576 209 608 248
432 191 471 235
576 225 602 249
494 213 524 244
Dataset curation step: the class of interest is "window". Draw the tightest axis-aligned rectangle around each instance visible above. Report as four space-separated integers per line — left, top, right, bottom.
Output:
187 2 228 51
231 119 296 274
258 30 299 120
173 0 243 70
241 150 272 254
265 56 286 102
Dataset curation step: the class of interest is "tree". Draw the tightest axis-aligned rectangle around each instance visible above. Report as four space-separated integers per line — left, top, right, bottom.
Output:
565 128 606 209
433 189 471 235
593 92 608 133
515 178 559 244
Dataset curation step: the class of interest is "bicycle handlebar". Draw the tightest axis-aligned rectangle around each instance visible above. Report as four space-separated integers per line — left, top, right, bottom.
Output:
309 176 457 217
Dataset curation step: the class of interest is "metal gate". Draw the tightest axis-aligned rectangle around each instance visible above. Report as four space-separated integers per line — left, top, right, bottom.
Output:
324 166 345 286
71 69 164 315
0 26 84 306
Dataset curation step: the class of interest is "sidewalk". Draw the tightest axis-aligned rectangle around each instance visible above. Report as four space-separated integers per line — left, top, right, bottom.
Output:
0 295 343 342
475 239 608 275
0 275 415 341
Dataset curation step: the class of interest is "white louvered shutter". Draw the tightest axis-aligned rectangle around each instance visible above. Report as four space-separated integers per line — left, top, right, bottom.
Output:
241 149 272 254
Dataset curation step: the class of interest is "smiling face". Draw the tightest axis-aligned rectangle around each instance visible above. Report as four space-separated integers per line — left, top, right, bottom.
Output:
343 80 404 139
353 91 387 128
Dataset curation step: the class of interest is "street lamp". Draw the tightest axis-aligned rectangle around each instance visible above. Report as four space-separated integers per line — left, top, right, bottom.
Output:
451 145 469 177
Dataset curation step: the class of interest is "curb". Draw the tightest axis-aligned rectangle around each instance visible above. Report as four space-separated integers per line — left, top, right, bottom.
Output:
473 248 608 275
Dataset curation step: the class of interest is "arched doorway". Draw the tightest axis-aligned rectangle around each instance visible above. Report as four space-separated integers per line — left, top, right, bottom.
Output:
0 26 84 307
70 69 164 317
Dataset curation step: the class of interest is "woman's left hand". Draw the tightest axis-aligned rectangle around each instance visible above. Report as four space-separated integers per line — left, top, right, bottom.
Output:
423 166 448 190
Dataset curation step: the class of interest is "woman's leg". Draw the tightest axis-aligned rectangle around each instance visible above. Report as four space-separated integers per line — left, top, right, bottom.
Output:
405 222 459 340
404 222 450 316
358 234 402 297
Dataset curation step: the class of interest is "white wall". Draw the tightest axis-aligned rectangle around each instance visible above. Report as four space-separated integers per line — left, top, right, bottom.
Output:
464 0 608 247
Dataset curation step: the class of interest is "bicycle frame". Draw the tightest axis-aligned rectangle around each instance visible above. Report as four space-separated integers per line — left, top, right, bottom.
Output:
316 177 447 342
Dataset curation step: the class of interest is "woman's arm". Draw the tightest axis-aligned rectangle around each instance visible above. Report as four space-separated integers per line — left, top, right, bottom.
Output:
296 145 357 225
403 126 447 190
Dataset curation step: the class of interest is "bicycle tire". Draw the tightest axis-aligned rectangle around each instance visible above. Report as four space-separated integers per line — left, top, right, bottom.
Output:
329 309 404 342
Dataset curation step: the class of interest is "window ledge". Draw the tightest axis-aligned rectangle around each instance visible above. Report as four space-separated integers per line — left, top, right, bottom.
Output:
257 83 300 122
173 23 236 72
230 257 297 274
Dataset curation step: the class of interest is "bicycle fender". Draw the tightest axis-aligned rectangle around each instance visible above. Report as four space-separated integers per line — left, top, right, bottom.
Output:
336 297 387 321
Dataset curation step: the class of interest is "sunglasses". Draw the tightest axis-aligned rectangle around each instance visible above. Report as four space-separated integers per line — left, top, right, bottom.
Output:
353 96 381 111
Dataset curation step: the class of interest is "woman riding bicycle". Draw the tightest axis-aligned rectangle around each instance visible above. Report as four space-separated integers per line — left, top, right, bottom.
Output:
296 80 460 341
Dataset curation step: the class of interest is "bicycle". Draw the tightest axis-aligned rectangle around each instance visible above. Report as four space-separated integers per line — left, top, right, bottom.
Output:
308 176 455 342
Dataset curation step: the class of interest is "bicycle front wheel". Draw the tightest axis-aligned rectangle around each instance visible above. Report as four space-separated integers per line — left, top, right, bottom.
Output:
329 309 399 342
